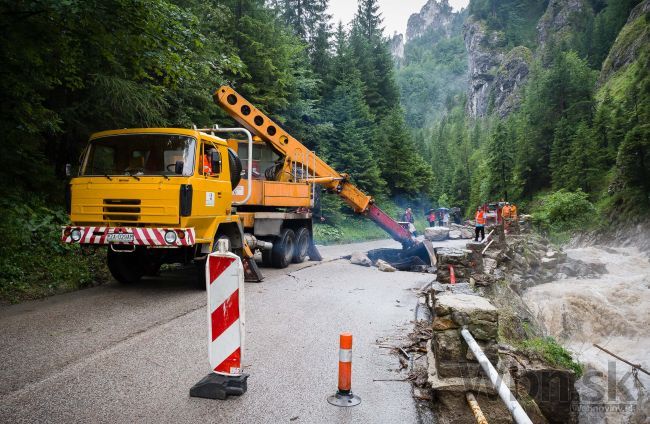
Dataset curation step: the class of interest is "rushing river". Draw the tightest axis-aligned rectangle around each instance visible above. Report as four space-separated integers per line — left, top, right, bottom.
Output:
523 246 650 423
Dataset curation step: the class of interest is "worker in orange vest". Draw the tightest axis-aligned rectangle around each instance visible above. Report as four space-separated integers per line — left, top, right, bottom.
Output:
510 203 518 220
475 206 486 242
203 148 215 175
502 203 512 219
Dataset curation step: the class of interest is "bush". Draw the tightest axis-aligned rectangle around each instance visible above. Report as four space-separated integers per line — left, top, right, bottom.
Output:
531 190 598 239
0 197 109 303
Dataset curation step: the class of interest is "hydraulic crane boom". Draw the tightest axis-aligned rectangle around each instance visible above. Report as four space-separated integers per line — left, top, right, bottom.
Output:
214 86 415 247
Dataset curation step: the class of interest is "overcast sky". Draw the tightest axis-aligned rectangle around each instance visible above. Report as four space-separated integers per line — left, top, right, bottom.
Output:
328 0 469 36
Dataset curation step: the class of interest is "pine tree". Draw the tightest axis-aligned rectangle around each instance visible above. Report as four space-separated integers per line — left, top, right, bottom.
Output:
375 108 434 201
486 121 514 200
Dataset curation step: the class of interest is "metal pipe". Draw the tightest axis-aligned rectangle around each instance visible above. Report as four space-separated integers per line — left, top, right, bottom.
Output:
593 344 650 376
208 127 253 206
466 392 489 424
461 328 533 424
481 239 495 256
482 229 495 243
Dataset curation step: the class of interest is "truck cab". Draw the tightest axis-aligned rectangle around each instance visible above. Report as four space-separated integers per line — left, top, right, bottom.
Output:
62 128 250 286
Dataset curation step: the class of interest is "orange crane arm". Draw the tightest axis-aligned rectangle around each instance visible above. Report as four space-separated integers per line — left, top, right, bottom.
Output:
213 86 414 246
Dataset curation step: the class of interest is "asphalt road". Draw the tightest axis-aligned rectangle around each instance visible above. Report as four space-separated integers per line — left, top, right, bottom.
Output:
0 239 460 423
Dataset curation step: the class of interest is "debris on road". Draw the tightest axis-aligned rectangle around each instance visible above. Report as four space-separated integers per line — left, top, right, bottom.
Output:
350 251 373 267
376 259 397 272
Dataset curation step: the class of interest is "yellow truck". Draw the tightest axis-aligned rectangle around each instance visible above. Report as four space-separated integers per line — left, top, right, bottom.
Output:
62 87 420 286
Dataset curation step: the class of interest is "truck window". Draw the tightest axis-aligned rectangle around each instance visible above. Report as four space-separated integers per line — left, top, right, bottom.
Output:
82 134 195 176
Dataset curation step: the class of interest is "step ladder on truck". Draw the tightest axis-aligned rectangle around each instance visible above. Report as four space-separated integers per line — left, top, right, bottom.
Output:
61 86 428 286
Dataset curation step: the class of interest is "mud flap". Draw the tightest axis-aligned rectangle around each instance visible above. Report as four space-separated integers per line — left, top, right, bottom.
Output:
242 257 264 282
308 243 323 261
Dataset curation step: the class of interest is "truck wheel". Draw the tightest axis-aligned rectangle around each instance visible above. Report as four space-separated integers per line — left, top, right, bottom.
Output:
271 228 295 269
292 227 310 263
107 249 145 284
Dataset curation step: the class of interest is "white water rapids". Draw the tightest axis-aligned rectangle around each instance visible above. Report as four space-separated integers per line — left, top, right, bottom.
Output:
523 246 650 423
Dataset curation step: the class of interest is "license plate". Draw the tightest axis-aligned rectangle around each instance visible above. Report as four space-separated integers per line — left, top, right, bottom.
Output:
106 233 134 243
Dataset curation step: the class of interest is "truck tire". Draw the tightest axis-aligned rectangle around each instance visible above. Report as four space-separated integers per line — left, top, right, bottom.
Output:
271 228 295 269
228 148 242 188
292 227 310 263
107 249 145 284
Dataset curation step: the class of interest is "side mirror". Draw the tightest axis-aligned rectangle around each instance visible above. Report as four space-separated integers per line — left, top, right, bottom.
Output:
174 160 184 175
65 163 72 177
211 151 222 175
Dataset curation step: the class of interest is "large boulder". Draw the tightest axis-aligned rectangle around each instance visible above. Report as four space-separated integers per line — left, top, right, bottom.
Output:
425 226 449 241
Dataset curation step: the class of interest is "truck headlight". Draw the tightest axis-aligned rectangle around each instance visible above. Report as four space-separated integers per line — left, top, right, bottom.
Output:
164 231 177 244
71 229 82 242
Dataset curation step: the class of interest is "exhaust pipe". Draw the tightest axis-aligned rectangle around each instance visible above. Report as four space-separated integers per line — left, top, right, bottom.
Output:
244 234 273 251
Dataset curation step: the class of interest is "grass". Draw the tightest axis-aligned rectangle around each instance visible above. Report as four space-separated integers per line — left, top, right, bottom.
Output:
520 337 584 377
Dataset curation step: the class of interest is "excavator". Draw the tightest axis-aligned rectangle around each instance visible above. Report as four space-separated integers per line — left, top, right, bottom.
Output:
61 86 431 285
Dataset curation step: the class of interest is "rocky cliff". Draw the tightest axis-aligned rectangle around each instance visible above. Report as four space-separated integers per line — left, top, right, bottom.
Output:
406 0 455 41
463 17 504 117
464 0 591 118
389 33 404 63
537 0 592 52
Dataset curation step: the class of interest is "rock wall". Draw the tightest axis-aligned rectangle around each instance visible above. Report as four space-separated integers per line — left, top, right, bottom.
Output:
389 33 404 63
406 0 455 41
463 17 504 117
537 0 591 52
422 230 584 423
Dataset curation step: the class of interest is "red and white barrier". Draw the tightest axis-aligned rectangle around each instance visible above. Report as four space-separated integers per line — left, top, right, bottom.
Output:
206 249 245 376
191 242 249 400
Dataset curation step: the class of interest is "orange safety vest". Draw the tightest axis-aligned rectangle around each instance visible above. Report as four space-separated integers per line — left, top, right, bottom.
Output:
475 210 486 225
203 155 212 175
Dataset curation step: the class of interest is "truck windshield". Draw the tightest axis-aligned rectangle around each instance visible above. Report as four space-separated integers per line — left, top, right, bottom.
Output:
82 134 196 177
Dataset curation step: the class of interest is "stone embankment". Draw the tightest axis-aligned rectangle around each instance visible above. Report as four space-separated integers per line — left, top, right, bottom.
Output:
418 224 598 423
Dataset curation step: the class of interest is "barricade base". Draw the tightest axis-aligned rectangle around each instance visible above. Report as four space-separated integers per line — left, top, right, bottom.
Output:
190 373 249 400
327 391 361 407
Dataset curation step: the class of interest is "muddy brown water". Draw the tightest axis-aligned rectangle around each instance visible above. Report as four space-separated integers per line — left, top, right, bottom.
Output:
523 246 650 423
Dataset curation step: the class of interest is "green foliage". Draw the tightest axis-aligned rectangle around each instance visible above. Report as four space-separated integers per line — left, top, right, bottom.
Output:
468 0 548 48
0 197 110 303
396 26 467 128
530 190 598 237
520 337 584 377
